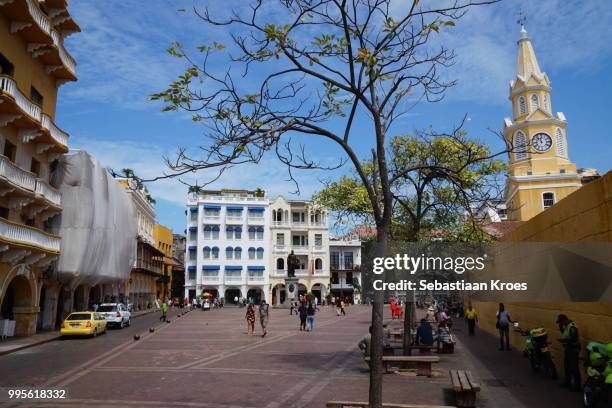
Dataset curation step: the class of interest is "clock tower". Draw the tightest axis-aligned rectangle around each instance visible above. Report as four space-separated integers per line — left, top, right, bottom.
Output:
503 24 581 221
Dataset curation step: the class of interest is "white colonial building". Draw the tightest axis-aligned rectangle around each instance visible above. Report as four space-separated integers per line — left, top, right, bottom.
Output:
185 189 270 304
268 197 330 305
329 237 362 304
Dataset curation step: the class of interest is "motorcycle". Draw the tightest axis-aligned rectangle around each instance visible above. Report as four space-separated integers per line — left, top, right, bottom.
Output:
583 341 612 408
513 322 557 379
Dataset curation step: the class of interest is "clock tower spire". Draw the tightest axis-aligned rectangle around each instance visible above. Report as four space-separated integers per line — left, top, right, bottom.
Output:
503 23 581 221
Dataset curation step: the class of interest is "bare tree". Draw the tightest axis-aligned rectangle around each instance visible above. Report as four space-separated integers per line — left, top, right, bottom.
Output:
149 1 499 405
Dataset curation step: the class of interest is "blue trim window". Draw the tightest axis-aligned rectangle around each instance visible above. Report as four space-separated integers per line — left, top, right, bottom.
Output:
256 247 264 260
187 265 196 280
226 225 242 240
248 247 256 260
211 246 219 259
225 246 234 260
247 207 265 219
204 246 219 259
203 225 220 239
203 205 220 218
203 246 211 259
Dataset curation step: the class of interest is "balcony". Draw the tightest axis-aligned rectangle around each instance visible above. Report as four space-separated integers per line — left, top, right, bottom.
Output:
291 244 309 254
0 0 77 80
248 273 265 282
273 244 287 252
224 274 243 283
0 75 70 152
294 269 309 276
0 154 37 194
247 215 265 224
272 269 286 277
0 216 60 256
225 215 243 223
202 274 220 284
331 282 354 290
35 178 61 208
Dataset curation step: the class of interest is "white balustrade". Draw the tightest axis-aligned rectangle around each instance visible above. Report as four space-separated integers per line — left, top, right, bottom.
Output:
0 75 42 121
224 274 243 282
0 155 37 192
248 274 265 282
41 114 69 147
294 269 309 276
0 217 60 253
35 179 61 207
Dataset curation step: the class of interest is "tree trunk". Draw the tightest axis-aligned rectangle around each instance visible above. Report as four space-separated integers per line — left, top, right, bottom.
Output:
369 223 388 408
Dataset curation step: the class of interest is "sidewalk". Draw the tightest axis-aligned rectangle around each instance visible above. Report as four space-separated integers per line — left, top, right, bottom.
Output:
452 320 582 408
0 307 159 357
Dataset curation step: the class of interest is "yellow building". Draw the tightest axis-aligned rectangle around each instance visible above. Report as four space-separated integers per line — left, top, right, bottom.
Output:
0 1 78 336
153 223 173 300
503 25 581 221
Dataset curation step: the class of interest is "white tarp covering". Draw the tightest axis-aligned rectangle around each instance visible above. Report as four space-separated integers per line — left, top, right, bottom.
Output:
55 150 137 286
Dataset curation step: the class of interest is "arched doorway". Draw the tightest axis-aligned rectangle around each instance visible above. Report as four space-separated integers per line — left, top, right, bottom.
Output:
311 283 326 304
272 284 286 305
202 288 218 299
1 275 32 320
297 283 308 299
225 288 241 304
246 288 263 304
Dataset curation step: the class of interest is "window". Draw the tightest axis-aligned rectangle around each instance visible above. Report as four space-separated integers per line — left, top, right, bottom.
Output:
555 128 566 157
314 234 322 247
276 258 284 270
273 209 283 221
256 247 264 260
30 158 40 177
292 212 305 223
346 272 353 285
189 248 196 260
0 53 15 76
188 269 196 280
256 226 264 240
248 247 256 260
315 258 323 270
248 209 264 219
211 247 219 259
344 252 354 269
519 96 526 115
530 94 539 111
190 210 198 222
204 208 220 218
203 247 211 259
226 209 242 219
226 227 234 240
542 192 555 209
203 225 219 239
331 272 339 284
226 246 234 260
234 247 242 260
3 140 16 162
513 131 527 161
189 230 197 241
330 251 340 269
235 228 242 240
543 94 550 112
248 227 256 240
30 86 43 106
0 206 8 219
276 233 285 246
292 235 307 246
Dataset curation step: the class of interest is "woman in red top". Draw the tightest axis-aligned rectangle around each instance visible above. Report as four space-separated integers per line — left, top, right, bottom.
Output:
245 304 255 335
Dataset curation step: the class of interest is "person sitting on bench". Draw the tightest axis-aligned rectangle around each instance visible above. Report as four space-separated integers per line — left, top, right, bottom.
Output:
436 320 453 351
415 318 434 346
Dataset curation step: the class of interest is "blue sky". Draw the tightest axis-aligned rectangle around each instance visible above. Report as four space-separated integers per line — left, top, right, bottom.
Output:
57 0 612 234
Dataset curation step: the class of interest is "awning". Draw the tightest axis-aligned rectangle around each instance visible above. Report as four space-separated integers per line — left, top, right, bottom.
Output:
189 226 198 232
234 226 242 232
227 206 244 211
226 226 234 231
204 225 220 231
202 265 220 270
204 205 221 210
189 207 198 212
247 266 265 271
187 266 196 272
225 265 242 270
247 206 265 212
188 246 197 251
225 246 233 251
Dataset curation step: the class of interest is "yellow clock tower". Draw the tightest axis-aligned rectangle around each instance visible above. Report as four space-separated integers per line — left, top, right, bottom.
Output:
503 25 581 221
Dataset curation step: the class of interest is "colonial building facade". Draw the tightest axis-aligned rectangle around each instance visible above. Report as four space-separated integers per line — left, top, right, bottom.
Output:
503 25 581 221
329 237 362 304
0 0 78 336
185 189 270 304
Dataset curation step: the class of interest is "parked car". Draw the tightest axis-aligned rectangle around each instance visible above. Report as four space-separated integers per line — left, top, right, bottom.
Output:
97 303 131 328
60 312 107 337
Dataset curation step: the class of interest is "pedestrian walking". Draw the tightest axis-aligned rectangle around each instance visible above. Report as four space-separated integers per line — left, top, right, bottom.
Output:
306 303 316 331
298 302 307 331
496 303 513 350
340 300 346 316
556 314 581 390
258 300 269 338
234 295 238 305
465 303 478 336
245 303 255 335
289 302 295 316
160 301 168 322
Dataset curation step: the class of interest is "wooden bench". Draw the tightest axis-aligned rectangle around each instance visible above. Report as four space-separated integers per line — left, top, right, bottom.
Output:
326 402 454 408
365 355 440 376
449 370 480 408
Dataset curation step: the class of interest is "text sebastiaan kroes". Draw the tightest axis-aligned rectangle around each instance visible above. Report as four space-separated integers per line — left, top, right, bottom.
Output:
371 254 527 292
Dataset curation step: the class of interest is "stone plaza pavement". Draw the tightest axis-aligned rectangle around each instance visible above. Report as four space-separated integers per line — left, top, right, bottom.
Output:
0 305 581 408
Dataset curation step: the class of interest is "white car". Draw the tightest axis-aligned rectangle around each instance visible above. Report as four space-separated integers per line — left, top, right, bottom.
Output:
97 303 131 328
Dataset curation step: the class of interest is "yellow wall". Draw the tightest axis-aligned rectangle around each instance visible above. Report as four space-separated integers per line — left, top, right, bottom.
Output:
0 14 58 117
153 224 173 298
472 172 612 368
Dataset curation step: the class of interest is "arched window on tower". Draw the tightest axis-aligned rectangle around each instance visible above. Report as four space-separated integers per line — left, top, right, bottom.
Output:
513 131 527 161
555 128 566 157
531 94 539 111
543 94 550 112
519 96 526 115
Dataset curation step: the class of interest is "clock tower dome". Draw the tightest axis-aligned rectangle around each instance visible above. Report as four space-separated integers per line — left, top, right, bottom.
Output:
503 24 581 221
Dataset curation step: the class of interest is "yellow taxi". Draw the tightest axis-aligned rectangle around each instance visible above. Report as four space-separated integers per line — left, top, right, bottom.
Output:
60 312 107 337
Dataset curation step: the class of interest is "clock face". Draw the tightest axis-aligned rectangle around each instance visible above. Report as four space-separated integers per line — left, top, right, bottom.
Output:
532 133 552 152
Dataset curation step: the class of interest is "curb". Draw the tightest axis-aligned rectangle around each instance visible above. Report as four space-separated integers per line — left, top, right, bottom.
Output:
0 308 168 357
